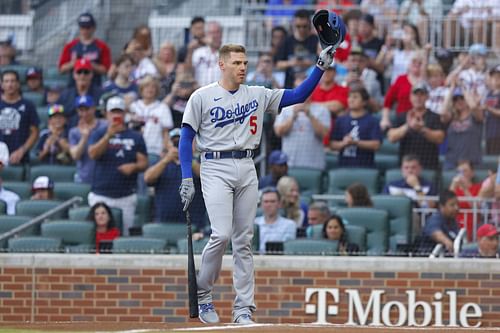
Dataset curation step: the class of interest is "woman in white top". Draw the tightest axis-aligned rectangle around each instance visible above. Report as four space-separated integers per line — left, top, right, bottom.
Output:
129 75 174 161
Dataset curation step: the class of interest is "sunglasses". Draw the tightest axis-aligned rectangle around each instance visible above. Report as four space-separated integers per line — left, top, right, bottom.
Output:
76 70 91 75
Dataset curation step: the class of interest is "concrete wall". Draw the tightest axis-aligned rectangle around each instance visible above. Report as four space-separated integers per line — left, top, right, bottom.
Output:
0 254 498 327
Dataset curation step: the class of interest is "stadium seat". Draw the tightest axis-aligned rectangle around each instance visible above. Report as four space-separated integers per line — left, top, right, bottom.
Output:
36 106 48 129
336 208 389 255
41 220 95 253
283 239 338 255
177 237 209 254
288 167 325 201
29 165 76 182
22 91 45 107
8 236 61 253
16 200 66 218
0 165 25 181
306 224 367 252
142 222 186 253
325 152 338 171
441 169 489 192
327 168 379 194
375 154 399 173
134 194 153 226
68 206 123 235
0 215 36 249
54 182 91 204
480 155 498 171
3 181 31 199
44 66 68 81
112 237 167 254
384 168 438 189
0 200 6 215
379 139 399 155
372 195 412 252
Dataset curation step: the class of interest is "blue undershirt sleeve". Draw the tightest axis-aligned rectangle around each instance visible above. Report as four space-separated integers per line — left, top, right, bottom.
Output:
278 66 324 109
179 125 196 179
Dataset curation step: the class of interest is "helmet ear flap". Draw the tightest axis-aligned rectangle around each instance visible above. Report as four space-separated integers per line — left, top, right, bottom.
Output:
312 10 346 49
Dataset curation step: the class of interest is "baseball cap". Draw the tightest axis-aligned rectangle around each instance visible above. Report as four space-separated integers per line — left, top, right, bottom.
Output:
361 13 374 26
452 87 464 98
477 224 500 238
74 58 92 72
469 43 487 56
490 65 500 75
169 128 181 138
350 45 364 56
32 176 54 192
106 96 125 112
411 82 429 94
435 48 453 61
78 12 96 28
47 104 64 117
26 66 42 79
0 141 9 166
268 150 288 165
75 95 95 108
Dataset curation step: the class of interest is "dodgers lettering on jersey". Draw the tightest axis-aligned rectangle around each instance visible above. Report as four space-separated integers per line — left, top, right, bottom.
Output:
182 83 284 152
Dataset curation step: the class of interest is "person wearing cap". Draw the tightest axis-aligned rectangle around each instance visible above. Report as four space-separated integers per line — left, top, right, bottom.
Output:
35 104 71 165
0 142 20 215
0 70 40 165
25 67 48 101
460 224 500 258
31 176 55 200
144 128 207 227
258 150 288 189
87 96 148 236
483 65 500 155
69 95 107 184
58 12 111 89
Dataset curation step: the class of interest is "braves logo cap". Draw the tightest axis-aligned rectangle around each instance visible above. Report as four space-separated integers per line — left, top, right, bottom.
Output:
32 176 54 191
75 95 95 108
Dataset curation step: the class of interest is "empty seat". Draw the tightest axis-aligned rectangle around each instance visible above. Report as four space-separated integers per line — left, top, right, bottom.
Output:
0 200 5 215
283 239 338 255
480 155 498 171
16 200 66 219
113 237 166 254
306 224 367 252
44 66 68 81
328 168 379 194
379 139 399 155
0 215 36 249
22 91 45 107
68 206 123 235
41 220 95 252
3 181 31 200
372 195 412 252
375 154 399 173
8 236 62 253
54 182 91 204
142 222 186 253
325 152 338 171
29 165 76 182
336 208 389 255
288 167 324 200
134 194 153 227
0 165 25 181
176 237 210 254
36 106 49 129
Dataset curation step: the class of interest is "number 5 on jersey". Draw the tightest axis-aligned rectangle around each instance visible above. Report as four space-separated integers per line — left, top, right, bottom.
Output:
249 115 257 135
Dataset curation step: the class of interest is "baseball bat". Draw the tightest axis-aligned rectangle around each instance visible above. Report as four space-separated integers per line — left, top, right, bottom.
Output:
186 211 199 318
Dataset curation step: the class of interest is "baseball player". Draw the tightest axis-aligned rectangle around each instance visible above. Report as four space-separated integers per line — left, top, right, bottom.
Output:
178 11 344 325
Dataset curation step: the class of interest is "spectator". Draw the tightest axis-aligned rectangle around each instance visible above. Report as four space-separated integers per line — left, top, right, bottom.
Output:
399 0 443 45
87 202 120 253
358 14 385 80
425 64 449 116
87 96 148 236
276 9 319 88
434 48 455 75
388 83 445 170
25 67 47 101
254 187 296 254
383 154 437 207
102 54 138 109
58 12 111 89
265 0 308 28
259 150 288 189
360 0 398 22
458 44 488 98
421 190 460 253
191 21 223 87
69 95 107 184
380 51 427 130
130 39 160 81
46 84 64 106
0 70 39 165
35 104 71 165
307 201 331 226
478 167 500 225
270 26 287 63
460 224 500 258
449 160 483 241
246 52 284 89
441 86 483 170
0 41 16 66
31 176 55 200
345 182 373 207
0 143 20 215
483 65 500 155
311 64 349 116
177 16 206 64
129 75 174 163
163 71 198 128
276 176 308 228
144 128 206 228
129 25 153 58
57 58 103 127
322 214 360 255
154 42 178 98
274 79 330 170
330 85 381 168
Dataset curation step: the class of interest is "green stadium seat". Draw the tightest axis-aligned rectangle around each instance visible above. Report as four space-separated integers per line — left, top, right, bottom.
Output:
379 139 399 155
283 239 338 255
325 152 338 171
0 165 25 181
16 200 66 218
0 215 36 249
43 78 68 90
336 208 389 255
54 182 91 204
44 66 68 81
3 181 31 199
441 169 490 192
327 168 379 195
142 222 186 253
306 223 367 252
0 200 6 215
288 167 325 201
479 155 498 171
68 206 123 235
134 194 153 226
372 195 412 252
375 154 399 173
22 91 45 106
8 236 62 253
113 237 167 254
29 165 76 182
177 237 209 254
41 220 95 252
384 168 438 189
36 106 48 129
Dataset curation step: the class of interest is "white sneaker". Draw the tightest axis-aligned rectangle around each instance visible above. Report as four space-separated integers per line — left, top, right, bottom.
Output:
234 313 255 324
198 303 219 324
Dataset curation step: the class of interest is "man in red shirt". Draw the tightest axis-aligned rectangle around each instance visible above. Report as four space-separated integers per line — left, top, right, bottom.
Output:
58 12 111 89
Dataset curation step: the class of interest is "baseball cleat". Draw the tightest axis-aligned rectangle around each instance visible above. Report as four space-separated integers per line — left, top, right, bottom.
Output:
198 303 220 324
233 313 255 324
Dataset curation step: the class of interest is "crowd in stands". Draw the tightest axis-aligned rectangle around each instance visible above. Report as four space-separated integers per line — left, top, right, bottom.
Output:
0 2 500 256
